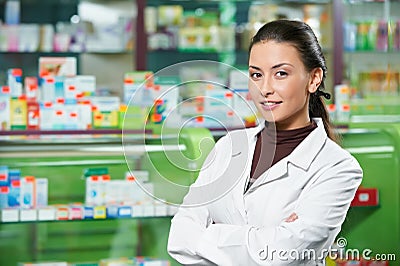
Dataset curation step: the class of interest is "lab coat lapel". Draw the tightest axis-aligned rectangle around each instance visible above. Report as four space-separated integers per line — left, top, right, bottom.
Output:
249 118 327 188
222 124 263 219
182 124 261 207
286 118 327 171
249 158 289 189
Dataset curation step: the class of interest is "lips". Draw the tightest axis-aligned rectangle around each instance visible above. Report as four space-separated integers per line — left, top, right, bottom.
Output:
260 101 282 110
262 101 282 106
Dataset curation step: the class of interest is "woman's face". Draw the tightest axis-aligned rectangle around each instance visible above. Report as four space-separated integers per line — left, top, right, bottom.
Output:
248 41 321 130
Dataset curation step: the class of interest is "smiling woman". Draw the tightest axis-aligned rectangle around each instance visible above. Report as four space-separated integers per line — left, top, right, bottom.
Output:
248 20 333 134
167 19 363 265
249 41 317 131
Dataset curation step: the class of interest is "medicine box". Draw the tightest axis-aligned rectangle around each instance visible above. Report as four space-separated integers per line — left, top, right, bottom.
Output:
10 96 27 130
39 57 77 77
0 186 9 208
0 89 10 130
84 206 94 219
55 205 69 220
20 176 35 209
131 204 144 218
27 100 40 130
20 208 37 221
68 205 84 220
38 207 56 221
40 76 56 102
85 174 110 206
118 205 132 218
35 178 48 208
93 206 106 219
0 208 19 222
8 170 20 208
0 166 9 186
7 68 23 97
106 205 119 218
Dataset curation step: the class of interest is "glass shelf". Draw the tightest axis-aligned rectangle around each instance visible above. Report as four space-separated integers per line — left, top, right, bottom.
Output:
344 50 400 54
0 129 186 157
147 0 330 5
0 129 148 136
344 0 397 4
0 129 151 145
0 51 132 55
0 204 177 224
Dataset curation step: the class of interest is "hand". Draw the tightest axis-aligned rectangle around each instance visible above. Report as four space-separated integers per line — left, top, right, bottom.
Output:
285 212 298 223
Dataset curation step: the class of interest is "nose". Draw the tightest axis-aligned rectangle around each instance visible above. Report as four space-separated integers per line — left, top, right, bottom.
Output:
259 80 274 97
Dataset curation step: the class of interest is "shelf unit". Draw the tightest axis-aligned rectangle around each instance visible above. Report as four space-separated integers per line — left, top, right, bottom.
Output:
0 204 176 224
340 0 400 118
0 0 136 98
138 0 335 92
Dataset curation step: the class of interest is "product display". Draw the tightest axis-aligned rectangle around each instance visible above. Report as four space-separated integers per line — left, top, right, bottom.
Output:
0 0 399 265
1 62 259 131
0 165 176 223
342 0 400 123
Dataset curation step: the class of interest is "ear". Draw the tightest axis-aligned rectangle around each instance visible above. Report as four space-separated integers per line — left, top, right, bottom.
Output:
308 67 323 93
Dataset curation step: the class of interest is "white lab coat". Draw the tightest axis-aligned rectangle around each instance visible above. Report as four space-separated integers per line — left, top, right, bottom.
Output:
168 118 363 265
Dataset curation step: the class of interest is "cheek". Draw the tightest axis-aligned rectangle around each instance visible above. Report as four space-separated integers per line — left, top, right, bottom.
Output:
278 80 308 99
248 81 259 97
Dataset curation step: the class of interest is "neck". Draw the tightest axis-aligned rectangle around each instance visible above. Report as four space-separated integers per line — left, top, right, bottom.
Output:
271 119 312 131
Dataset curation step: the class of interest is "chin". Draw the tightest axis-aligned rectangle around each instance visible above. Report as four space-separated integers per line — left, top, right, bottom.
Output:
262 115 276 123
258 111 275 122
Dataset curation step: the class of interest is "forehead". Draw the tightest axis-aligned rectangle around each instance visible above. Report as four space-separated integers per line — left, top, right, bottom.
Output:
249 41 303 67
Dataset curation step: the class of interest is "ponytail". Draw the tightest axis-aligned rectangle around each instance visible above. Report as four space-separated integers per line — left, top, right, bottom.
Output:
309 93 340 143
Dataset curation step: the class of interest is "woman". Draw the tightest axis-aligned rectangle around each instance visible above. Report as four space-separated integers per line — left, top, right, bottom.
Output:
167 19 363 265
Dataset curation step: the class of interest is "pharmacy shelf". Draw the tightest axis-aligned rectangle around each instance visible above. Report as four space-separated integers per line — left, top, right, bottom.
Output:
0 129 186 157
0 203 177 224
344 50 400 55
1 186 377 224
344 0 398 4
0 143 186 158
0 129 149 136
0 50 133 55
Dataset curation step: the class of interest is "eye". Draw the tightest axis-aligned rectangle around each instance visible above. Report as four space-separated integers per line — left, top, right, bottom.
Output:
250 72 262 80
275 71 288 78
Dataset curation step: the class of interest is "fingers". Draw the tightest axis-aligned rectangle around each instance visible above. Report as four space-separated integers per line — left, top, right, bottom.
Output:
285 212 298 223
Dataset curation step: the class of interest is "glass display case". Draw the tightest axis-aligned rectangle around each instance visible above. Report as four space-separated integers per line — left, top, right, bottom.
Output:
0 127 214 265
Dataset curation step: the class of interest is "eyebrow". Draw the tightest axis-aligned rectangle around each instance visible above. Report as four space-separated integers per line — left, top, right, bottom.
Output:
249 65 261 71
249 63 293 70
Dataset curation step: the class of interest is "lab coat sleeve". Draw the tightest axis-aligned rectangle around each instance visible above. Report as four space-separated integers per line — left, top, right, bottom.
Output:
168 139 230 265
194 156 363 265
168 205 215 265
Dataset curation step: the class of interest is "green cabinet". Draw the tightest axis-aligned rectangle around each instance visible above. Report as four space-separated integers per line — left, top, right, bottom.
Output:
340 123 400 260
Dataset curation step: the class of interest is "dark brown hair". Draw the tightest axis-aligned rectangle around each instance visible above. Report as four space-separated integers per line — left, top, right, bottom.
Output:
249 19 338 142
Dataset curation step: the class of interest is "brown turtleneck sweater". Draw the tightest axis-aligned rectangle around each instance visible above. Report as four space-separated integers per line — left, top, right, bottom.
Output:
246 121 317 191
